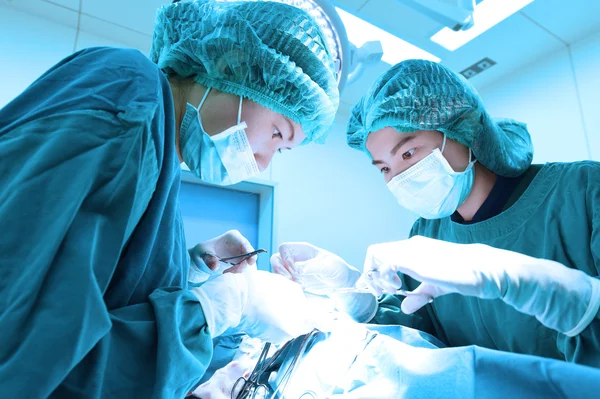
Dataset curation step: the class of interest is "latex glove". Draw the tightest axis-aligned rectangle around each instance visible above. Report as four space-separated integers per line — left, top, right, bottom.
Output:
188 230 257 283
192 270 332 344
364 235 600 337
271 242 361 295
271 242 378 322
192 356 256 399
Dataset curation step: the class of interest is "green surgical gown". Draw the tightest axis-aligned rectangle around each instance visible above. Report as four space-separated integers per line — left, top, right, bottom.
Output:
0 47 213 397
371 162 600 367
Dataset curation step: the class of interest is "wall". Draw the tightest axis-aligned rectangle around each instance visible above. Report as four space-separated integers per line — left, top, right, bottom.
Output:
478 30 600 163
0 5 129 108
269 111 416 268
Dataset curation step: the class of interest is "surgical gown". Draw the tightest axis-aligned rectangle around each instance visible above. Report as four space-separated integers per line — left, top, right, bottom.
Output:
372 162 600 367
0 47 213 397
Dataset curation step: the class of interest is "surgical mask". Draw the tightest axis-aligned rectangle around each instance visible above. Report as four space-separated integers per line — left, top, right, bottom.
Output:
387 135 476 219
179 88 260 185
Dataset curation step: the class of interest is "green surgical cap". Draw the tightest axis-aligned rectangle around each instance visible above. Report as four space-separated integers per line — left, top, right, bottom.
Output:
347 60 533 177
150 0 339 144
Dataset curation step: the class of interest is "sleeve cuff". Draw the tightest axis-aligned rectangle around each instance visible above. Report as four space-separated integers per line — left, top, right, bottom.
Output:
565 277 600 337
191 288 220 337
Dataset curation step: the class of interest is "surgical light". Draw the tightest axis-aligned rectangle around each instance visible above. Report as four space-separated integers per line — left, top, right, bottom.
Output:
335 7 441 66
431 0 535 51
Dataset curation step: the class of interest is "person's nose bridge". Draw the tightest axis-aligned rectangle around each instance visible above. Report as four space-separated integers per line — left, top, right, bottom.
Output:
388 159 411 182
256 146 276 171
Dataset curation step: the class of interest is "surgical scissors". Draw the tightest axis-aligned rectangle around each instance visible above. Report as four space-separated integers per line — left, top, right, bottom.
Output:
232 342 272 399
203 249 267 266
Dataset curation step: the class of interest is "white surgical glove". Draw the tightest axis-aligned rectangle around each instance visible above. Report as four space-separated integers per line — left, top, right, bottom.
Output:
271 242 361 295
272 242 378 322
363 235 600 337
188 230 258 284
192 270 332 344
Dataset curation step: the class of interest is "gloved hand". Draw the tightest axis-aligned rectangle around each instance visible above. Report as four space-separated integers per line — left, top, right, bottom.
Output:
271 242 378 322
192 270 332 344
271 242 361 295
363 235 600 337
192 356 256 399
189 230 257 283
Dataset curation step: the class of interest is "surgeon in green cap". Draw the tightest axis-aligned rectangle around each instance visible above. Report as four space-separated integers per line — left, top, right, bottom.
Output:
0 0 339 397
272 60 600 367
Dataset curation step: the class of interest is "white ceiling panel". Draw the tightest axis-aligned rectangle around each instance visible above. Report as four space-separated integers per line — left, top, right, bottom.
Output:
442 13 563 90
75 29 130 51
45 0 80 11
79 14 153 53
82 0 168 36
333 0 370 12
1 0 78 30
520 0 600 45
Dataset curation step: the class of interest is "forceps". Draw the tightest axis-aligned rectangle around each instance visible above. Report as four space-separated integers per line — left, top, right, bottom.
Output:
232 342 272 399
202 249 267 266
332 287 434 303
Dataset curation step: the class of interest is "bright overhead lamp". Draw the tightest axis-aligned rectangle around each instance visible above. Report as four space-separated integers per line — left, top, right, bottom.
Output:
335 7 441 66
431 0 535 51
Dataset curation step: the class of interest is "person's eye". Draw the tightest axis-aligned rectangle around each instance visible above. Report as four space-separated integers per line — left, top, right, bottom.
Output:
402 148 415 161
273 128 283 139
380 166 390 174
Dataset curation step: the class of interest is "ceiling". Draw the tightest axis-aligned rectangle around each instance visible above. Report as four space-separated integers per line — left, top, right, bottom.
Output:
334 0 600 110
3 0 600 114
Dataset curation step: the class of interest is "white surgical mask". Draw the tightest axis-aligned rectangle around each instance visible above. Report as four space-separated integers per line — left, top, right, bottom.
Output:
179 88 260 185
387 135 476 219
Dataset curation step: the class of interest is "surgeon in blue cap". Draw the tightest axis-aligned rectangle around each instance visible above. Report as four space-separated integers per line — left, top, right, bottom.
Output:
0 0 339 397
273 60 600 368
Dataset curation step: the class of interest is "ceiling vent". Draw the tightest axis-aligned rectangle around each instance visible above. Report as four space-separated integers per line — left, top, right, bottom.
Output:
460 57 497 79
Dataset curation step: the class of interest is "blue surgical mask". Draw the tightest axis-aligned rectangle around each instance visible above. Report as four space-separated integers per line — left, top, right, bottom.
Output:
387 135 476 219
179 88 260 185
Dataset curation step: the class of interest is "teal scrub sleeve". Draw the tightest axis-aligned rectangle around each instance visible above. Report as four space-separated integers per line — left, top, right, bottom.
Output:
557 165 600 365
0 109 213 397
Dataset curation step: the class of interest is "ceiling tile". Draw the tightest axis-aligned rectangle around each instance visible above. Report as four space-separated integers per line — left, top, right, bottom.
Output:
442 13 563 90
332 0 370 12
46 0 80 11
0 3 76 106
520 0 600 45
1 0 78 30
75 30 133 51
79 14 152 53
82 0 168 36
